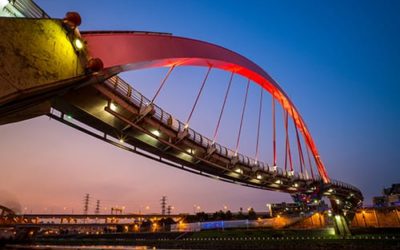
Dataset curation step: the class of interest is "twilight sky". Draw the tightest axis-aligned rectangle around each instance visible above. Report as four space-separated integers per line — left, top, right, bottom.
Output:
0 0 399 214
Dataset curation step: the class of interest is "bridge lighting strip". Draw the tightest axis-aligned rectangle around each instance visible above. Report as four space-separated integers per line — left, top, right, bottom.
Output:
46 111 271 191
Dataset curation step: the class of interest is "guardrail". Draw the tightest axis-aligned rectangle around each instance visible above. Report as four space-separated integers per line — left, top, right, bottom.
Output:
103 75 362 196
104 76 307 179
6 0 49 18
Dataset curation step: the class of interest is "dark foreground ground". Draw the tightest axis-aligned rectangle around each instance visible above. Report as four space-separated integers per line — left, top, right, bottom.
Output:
1 228 400 250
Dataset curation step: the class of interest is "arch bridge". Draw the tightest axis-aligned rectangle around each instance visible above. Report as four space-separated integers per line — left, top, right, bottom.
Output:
0 4 362 230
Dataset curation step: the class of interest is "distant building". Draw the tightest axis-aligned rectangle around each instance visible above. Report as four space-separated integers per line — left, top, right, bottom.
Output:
269 201 328 217
373 183 400 207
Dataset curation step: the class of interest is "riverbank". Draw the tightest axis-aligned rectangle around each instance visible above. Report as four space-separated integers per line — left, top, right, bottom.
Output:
3 238 400 250
2 228 400 250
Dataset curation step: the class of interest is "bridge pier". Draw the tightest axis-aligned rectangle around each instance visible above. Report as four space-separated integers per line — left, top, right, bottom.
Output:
333 214 351 236
329 197 356 236
0 17 86 124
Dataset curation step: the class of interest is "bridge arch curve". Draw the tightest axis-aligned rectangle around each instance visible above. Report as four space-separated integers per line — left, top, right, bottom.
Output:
82 31 329 183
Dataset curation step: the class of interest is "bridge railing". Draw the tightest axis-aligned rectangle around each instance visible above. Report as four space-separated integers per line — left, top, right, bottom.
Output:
6 0 49 18
105 76 307 180
104 76 363 195
330 179 361 194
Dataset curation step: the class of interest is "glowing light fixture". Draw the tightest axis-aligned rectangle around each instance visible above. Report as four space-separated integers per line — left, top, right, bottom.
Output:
151 130 160 137
73 38 84 50
235 168 243 174
110 102 117 111
256 174 262 180
119 138 124 143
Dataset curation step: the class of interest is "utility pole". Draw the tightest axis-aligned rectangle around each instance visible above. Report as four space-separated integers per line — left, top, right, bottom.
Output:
83 194 90 215
95 200 100 215
167 205 171 215
160 196 167 215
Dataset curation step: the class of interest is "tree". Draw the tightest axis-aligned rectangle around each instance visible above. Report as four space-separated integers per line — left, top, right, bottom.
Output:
225 210 233 220
196 211 209 222
248 207 257 220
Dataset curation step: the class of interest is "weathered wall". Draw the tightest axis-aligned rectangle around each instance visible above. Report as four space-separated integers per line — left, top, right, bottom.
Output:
0 17 85 105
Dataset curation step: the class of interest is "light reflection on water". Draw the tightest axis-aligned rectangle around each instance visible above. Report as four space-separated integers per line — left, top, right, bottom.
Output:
5 245 167 250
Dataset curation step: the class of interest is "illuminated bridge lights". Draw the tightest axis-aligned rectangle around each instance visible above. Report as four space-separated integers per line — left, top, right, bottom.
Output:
33 24 363 219
151 129 161 137
235 168 243 174
109 102 117 111
0 2 365 221
186 148 195 155
73 38 84 50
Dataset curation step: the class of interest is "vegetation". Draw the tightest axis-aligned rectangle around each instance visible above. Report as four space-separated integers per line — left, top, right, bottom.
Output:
184 208 262 223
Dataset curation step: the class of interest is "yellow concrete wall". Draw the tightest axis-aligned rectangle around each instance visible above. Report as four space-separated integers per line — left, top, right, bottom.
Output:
0 18 85 104
291 213 327 229
351 208 400 228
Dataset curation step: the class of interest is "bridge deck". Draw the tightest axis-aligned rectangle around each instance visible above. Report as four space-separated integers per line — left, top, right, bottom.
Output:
48 75 362 216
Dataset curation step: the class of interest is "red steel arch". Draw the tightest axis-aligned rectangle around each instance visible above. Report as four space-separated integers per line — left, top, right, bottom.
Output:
82 31 330 183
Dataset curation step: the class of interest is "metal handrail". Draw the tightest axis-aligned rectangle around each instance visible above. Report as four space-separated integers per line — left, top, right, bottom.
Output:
104 76 284 175
104 75 363 197
9 0 49 18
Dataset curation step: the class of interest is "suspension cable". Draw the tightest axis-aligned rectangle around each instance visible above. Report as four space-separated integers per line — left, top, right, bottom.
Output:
255 87 263 162
151 65 176 103
185 66 212 127
212 71 234 143
235 79 250 154
272 97 277 166
299 119 315 180
283 110 293 172
291 108 305 175
284 110 288 171
305 142 315 179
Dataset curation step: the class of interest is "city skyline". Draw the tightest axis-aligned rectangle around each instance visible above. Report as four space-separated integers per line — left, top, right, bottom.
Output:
0 0 399 214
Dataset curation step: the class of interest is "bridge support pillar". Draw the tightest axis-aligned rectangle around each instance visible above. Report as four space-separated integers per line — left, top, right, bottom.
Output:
0 17 86 124
333 214 351 236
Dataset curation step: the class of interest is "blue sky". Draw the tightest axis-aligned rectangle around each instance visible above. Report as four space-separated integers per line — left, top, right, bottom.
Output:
1 0 399 213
